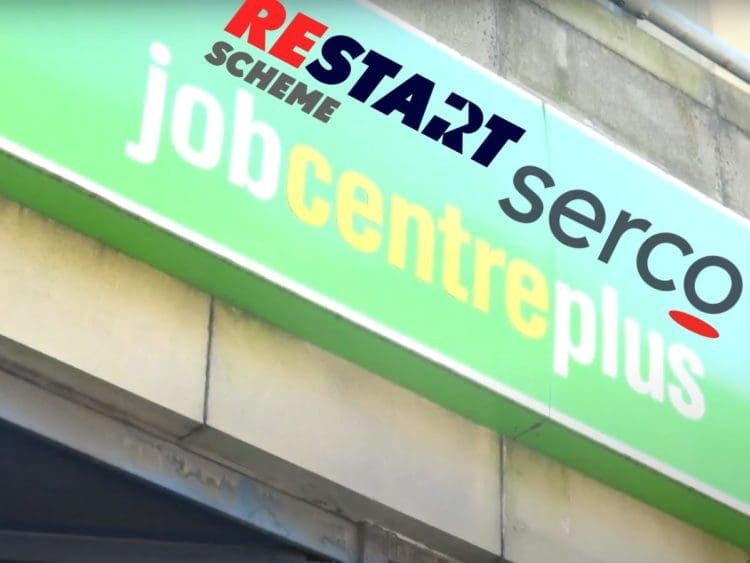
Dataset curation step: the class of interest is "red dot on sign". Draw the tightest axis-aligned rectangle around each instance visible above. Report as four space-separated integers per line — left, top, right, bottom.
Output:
669 310 719 339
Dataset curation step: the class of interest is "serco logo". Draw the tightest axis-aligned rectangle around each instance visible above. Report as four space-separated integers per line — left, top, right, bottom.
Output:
499 166 743 339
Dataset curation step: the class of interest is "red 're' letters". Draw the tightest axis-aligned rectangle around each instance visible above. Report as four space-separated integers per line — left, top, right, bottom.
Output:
225 0 287 51
225 1 328 67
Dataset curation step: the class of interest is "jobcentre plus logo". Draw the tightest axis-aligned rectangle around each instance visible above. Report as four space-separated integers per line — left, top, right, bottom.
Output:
123 2 730 420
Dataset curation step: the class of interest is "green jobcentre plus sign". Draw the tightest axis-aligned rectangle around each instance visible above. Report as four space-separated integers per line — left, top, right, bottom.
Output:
0 1 748 548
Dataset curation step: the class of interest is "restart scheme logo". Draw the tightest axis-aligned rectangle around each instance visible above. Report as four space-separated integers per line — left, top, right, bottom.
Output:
124 0 746 422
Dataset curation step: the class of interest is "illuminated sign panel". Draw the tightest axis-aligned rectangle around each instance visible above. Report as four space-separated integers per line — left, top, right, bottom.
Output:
0 1 747 547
